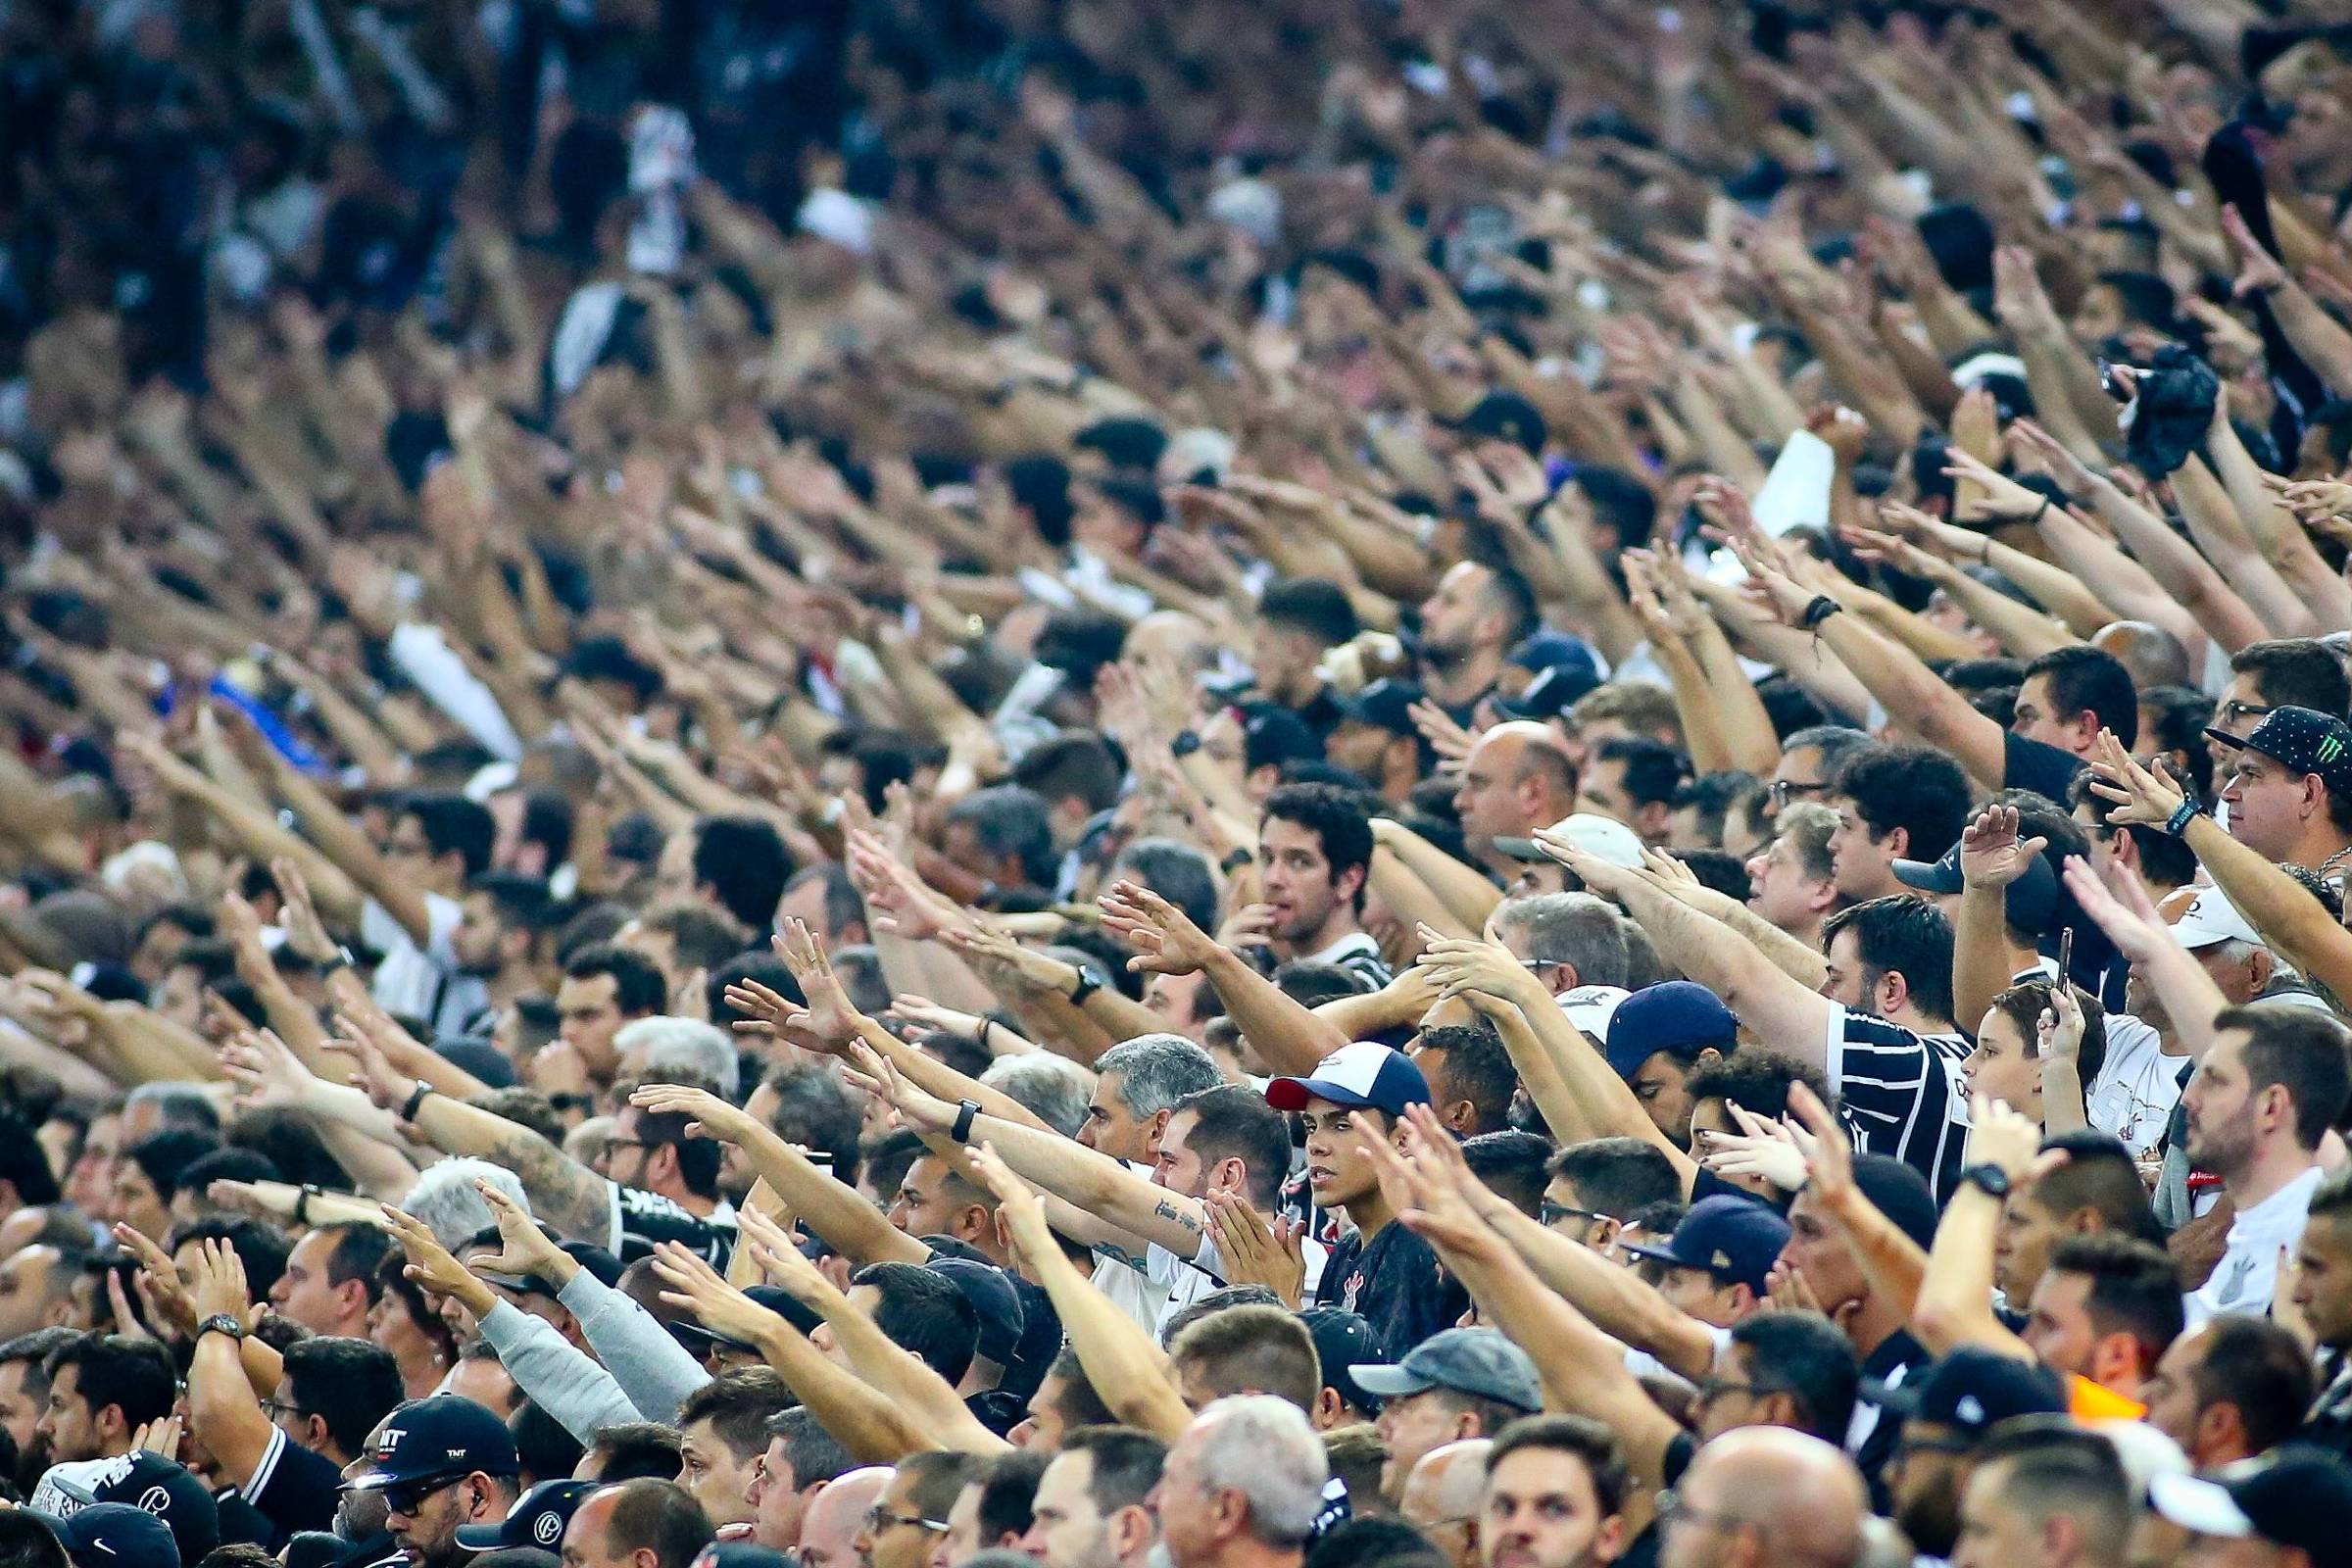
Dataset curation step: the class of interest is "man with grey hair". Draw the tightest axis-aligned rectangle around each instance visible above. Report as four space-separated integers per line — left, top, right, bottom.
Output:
1492 893 1630 1002
1152 1396 1328 1568
1080 1036 1222 1164
981 1054 1097 1140
614 1017 740 1100
402 1157 533 1249
122 1082 220 1143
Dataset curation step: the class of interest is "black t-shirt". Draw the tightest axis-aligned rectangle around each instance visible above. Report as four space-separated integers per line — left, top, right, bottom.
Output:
2003 731 2085 802
1612 1434 1696 1568
212 1490 277 1550
1314 1219 1467 1356
1851 1330 1930 1510
613 1185 737 1266
1002 1277 1061 1401
246 1429 343 1541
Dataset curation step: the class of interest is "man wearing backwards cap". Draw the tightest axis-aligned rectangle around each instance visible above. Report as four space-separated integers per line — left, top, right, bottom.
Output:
1348 1328 1543 1506
2207 705 2352 879
2150 1445 2352 1568
344 1396 522 1568
1265 1043 1465 1355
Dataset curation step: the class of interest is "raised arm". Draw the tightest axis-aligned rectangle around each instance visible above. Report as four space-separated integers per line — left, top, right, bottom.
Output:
1909 1099 2041 1361
1098 880 1348 1075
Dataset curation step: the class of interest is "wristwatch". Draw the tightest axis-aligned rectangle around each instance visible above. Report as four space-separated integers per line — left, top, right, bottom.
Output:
1171 730 1202 758
952 1099 983 1144
1959 1163 2012 1200
198 1314 246 1343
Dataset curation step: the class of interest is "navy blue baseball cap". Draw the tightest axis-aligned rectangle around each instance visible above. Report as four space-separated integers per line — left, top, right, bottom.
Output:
343 1396 520 1490
1603 982 1738 1081
33 1503 182 1568
1621 1196 1791 1296
458 1480 597 1551
928 1257 1026 1366
1266 1042 1431 1116
1301 1308 1388 1416
1334 678 1425 735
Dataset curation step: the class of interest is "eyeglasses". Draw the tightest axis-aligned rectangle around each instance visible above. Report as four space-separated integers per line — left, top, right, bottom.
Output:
1539 1200 1605 1229
261 1398 316 1425
1690 1377 1758 1407
863 1506 950 1535
1769 779 1828 808
2216 700 2275 730
380 1476 465 1516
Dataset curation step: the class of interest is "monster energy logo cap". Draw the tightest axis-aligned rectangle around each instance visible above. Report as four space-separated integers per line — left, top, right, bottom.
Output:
2208 705 2352 798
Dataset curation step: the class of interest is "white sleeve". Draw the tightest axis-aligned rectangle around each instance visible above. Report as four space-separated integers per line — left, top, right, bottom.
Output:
386 622 523 761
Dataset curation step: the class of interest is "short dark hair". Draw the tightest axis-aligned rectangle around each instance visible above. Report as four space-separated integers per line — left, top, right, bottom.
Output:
1484 1415 1628 1519
1040 1346 1115 1431
947 786 1058 889
2024 646 2138 749
1110 839 1220 937
43 1334 175 1431
2232 639 2350 718
398 793 498 878
643 902 753 974
564 945 668 1015
1821 896 1956 1024
1013 733 1125 815
0 1510 68 1568
849 1262 979 1385
597 1478 714 1568
2219 1004 2352 1149
691 816 794 930
1168 1085 1293 1209
128 1129 220 1200
1260 579 1360 648
976 1450 1051 1545
1668 772 1763 849
512 1397 586 1485
1302 1517 1447 1568
1728 1311 1860 1442
1461 1131 1553 1217
1832 745 1971 862
1545 1139 1683 1218
1167 1305 1320 1413
2046 1234 2183 1367
763 1406 854 1491
2030 1131 2165 1246
1972 1419 2132 1547
1260 784 1374 905
284 1338 406 1459
1477 565 1542 648
466 871 555 935
590 1423 684 1482
165 1145 272 1205
1593 737 1687 810
1414 1024 1519 1136
169 1217 292 1299
779 864 865 943
0 1108 58 1206
1057 1426 1167 1515
2067 770 2200 887
2186 1315 2315 1453
1682 1051 1832 1125
1985 980 2110 1091
674 1370 794 1463
616 1079 725 1200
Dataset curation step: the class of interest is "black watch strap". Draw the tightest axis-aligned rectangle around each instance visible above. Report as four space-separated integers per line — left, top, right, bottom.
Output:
952 1100 982 1144
1960 1162 2011 1200
199 1314 246 1342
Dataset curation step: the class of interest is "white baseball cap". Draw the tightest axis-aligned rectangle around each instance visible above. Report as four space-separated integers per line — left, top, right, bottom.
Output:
2170 887 2264 952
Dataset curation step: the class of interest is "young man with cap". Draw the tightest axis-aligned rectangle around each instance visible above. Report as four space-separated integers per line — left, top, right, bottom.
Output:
1598 982 1737 1152
457 1480 596 1555
342 1394 523 1568
1491 814 1647 906
26 1450 220 1568
1348 1329 1544 1506
2208 706 2352 881
1298 1310 1385 1432
1620 1196 1791 1336
27 1502 182 1568
1326 681 1435 806
1263 1042 1466 1355
1871 1348 2068 1561
2148 1445 2352 1568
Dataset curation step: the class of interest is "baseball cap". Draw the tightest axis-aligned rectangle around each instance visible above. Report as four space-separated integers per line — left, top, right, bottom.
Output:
1301 1308 1389 1416
2206 706 2352 798
673 1284 821 1348
1602 981 1738 1081
1621 1196 1792 1296
1851 1154 1940 1249
2170 886 2264 952
2151 1446 2352 1568
1334 679 1425 737
457 1480 597 1551
1452 390 1548 456
1892 840 2060 937
1493 812 1644 871
1349 1327 1543 1412
343 1396 521 1491
1558 984 1633 1040
1867 1347 2066 1438
32 1503 181 1568
927 1257 1026 1366
30 1454 217 1568
1265 1042 1431 1116
1495 661 1602 722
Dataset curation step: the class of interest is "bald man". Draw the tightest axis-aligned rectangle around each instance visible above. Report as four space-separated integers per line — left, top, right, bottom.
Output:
1455 722 1579 877
1400 1440 1490 1568
2091 621 2190 693
800 1468 894 1568
1659 1429 1865 1568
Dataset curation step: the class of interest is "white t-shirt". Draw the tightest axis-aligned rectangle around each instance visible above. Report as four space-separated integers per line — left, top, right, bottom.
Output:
1145 1230 1331 1337
2084 1015 2186 1156
2184 1164 2324 1327
362 893 489 1038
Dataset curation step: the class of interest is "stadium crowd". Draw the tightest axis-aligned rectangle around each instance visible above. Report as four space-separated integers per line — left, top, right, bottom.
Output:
14 0 2352 1567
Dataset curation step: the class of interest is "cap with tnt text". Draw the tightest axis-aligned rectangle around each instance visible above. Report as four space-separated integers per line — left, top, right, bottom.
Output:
2207 705 2352 798
1866 1347 2065 1439
1349 1327 1543 1413
344 1396 520 1490
1621 1196 1791 1297
2151 1446 2352 1568
1603 982 1738 1081
1265 1042 1430 1117
32 1502 182 1568
457 1480 596 1551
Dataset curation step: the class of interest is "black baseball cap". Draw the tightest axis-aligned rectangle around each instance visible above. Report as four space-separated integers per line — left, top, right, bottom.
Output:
1892 838 2060 937
32 1503 181 1568
2207 705 2352 797
1301 1308 1388 1416
2152 1446 2352 1568
1866 1347 2066 1438
457 1480 597 1551
673 1284 821 1349
1452 390 1549 456
1334 678 1424 736
928 1257 1026 1365
343 1396 521 1491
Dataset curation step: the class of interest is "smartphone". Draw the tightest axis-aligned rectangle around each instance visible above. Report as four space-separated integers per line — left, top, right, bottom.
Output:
2056 926 2074 982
